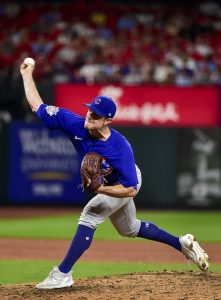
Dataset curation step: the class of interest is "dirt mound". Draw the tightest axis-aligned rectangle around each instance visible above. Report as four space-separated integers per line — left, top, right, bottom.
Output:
0 271 220 300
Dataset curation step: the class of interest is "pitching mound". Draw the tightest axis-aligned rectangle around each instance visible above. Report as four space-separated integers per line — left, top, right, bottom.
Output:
0 271 220 300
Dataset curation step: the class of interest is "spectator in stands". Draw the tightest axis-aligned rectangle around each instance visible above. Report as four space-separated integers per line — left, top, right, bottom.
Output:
1 0 221 120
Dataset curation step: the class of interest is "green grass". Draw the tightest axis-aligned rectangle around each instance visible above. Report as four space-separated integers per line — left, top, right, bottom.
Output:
0 260 220 285
0 211 220 242
0 211 220 285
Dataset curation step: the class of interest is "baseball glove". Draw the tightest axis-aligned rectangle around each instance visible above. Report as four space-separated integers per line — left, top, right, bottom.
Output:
80 152 105 192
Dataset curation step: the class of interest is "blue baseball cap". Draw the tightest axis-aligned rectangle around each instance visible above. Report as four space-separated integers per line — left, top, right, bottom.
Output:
84 96 117 118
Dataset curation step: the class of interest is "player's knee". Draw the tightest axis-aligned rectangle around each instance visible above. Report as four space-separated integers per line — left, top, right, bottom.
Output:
78 207 98 229
78 219 96 229
119 230 137 238
116 221 140 238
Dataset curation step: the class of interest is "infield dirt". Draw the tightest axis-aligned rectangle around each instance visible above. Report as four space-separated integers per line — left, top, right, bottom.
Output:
0 271 221 300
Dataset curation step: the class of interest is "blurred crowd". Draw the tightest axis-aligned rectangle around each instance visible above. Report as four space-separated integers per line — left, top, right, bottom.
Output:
1 0 221 86
1 0 221 119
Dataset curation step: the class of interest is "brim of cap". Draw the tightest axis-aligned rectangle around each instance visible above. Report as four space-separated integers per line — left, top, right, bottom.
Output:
84 103 91 108
83 103 105 117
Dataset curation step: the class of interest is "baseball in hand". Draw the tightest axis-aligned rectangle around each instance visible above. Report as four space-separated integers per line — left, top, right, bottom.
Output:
24 57 35 66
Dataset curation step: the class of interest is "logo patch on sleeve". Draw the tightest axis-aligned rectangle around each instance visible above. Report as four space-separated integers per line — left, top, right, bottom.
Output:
101 159 113 176
46 106 59 116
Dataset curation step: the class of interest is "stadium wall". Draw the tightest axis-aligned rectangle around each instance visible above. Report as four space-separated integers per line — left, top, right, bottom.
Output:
1 84 221 208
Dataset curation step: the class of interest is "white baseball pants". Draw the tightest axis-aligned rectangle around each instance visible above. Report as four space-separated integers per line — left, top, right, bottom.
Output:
78 166 142 238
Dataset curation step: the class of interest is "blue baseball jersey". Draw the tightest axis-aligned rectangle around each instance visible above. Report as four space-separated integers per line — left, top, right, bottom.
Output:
36 104 138 188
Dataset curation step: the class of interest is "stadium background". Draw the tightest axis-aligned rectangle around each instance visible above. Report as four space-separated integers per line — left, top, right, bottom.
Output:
0 1 221 299
1 0 221 208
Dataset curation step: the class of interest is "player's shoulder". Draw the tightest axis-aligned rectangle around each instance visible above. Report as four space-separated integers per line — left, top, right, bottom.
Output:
59 107 85 122
41 104 85 122
110 128 132 149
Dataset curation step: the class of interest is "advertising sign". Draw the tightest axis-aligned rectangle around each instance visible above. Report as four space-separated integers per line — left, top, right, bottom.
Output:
56 84 220 127
177 128 221 206
8 122 87 204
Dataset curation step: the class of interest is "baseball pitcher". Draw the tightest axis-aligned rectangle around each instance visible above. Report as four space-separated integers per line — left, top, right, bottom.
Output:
20 59 209 289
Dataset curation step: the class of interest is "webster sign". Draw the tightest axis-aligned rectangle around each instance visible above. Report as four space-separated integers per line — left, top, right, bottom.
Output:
55 84 220 127
8 123 86 204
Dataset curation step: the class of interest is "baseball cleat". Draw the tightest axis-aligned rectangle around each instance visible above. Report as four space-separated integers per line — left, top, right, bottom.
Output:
179 234 209 271
36 266 74 289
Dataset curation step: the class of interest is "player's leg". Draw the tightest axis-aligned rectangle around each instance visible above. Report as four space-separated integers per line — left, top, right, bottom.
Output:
110 199 180 250
138 220 209 270
58 194 131 271
109 198 140 238
36 193 132 289
36 223 94 289
110 200 209 271
137 220 181 250
110 166 181 249
57 194 105 275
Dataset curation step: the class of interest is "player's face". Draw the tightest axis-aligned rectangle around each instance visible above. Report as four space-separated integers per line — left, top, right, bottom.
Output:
84 109 109 130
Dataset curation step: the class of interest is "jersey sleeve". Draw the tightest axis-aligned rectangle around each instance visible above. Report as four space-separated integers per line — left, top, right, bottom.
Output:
36 104 84 133
113 138 138 189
